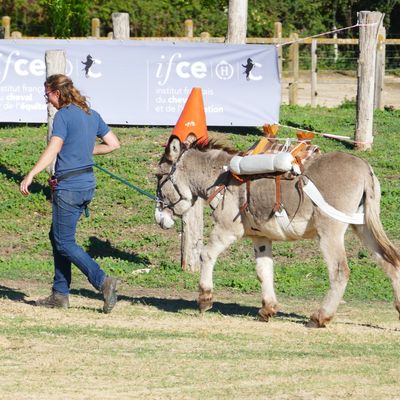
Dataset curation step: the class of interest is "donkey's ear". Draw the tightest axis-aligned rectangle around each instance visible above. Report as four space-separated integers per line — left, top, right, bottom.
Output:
166 137 182 162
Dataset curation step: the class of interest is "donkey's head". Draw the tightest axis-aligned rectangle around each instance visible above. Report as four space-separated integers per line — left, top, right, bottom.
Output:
155 137 196 229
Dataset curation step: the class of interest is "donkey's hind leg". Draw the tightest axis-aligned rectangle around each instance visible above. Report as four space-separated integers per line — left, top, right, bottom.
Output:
354 225 400 318
252 237 279 322
309 224 350 328
198 225 241 313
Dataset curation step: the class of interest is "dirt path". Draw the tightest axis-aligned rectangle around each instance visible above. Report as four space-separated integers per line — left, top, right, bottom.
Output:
281 71 400 108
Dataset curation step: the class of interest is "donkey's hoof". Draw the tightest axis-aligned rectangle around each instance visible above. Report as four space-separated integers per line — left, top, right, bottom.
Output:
306 319 324 328
258 308 271 322
258 304 278 322
306 314 327 328
199 301 213 313
198 290 213 313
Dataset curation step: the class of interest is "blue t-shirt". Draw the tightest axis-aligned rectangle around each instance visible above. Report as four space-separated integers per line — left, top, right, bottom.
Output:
52 104 109 191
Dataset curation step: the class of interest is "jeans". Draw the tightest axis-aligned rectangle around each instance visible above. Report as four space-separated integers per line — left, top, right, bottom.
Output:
50 189 106 295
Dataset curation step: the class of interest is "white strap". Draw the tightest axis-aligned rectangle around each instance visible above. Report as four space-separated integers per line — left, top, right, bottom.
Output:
275 208 298 239
303 178 364 225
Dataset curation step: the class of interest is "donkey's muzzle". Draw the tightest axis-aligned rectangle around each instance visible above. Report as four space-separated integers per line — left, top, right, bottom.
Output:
155 203 175 229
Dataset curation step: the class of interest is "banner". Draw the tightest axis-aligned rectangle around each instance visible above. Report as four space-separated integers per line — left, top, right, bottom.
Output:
0 40 280 126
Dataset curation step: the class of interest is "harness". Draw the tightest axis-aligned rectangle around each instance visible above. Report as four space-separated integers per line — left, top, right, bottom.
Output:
205 126 321 236
159 125 365 234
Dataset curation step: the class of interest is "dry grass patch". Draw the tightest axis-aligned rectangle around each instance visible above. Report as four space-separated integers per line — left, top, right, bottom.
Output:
1 281 400 400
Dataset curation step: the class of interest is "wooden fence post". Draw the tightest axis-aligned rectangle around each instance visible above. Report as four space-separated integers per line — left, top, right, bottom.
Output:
227 0 248 44
311 39 317 107
200 32 210 42
288 33 299 105
2 16 10 39
184 19 193 37
274 22 282 79
45 50 66 175
91 18 100 38
11 31 22 39
355 11 383 150
112 13 130 39
374 25 386 110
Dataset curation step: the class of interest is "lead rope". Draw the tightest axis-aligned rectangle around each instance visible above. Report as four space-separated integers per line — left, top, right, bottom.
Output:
93 164 160 202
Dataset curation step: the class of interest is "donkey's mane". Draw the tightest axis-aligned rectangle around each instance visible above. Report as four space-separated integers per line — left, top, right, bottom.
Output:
190 138 238 155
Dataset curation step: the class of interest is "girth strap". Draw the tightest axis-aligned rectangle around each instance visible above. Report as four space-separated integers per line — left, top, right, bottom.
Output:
273 175 282 213
239 180 251 213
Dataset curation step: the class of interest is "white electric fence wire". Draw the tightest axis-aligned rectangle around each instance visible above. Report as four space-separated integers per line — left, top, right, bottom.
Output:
276 22 379 47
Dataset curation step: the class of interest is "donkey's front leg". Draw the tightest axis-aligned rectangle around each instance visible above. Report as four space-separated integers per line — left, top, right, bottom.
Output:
252 237 279 322
198 226 241 312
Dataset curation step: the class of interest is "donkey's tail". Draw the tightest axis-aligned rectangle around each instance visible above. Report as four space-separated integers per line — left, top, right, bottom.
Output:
363 166 400 268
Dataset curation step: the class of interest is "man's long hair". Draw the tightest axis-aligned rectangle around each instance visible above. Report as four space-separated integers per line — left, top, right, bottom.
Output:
45 74 90 113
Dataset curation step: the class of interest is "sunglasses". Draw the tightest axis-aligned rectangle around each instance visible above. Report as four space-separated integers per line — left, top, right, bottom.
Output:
44 90 56 101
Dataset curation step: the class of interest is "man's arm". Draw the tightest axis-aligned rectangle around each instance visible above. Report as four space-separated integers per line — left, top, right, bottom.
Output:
93 131 120 155
20 136 64 196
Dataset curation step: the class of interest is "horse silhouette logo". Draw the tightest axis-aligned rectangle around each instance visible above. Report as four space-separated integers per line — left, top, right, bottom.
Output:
82 55 94 78
242 58 255 80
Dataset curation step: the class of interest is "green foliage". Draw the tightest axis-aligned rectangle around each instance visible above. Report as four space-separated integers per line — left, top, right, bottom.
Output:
70 0 90 37
90 0 228 37
48 0 89 38
2 0 399 38
44 0 73 38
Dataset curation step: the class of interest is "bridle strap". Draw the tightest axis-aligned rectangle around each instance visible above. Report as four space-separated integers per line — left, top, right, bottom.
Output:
157 150 191 210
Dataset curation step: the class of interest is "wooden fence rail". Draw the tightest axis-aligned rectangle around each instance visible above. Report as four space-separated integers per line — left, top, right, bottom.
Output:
2 16 399 110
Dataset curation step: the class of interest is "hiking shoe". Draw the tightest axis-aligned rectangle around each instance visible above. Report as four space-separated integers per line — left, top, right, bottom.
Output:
101 277 118 314
35 291 69 309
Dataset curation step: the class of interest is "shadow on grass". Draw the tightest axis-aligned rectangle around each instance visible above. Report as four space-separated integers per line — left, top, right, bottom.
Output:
69 288 400 331
70 287 308 324
133 295 309 324
86 236 150 265
3 283 397 331
0 164 51 198
0 285 27 301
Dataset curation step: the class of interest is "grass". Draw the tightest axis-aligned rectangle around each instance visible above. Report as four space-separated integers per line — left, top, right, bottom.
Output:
0 104 400 303
0 286 400 400
1 106 400 400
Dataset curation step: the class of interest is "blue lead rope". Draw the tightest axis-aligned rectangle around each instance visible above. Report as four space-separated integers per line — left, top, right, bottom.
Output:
93 163 159 202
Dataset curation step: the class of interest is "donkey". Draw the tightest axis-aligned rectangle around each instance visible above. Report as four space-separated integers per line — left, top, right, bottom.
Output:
155 136 400 327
